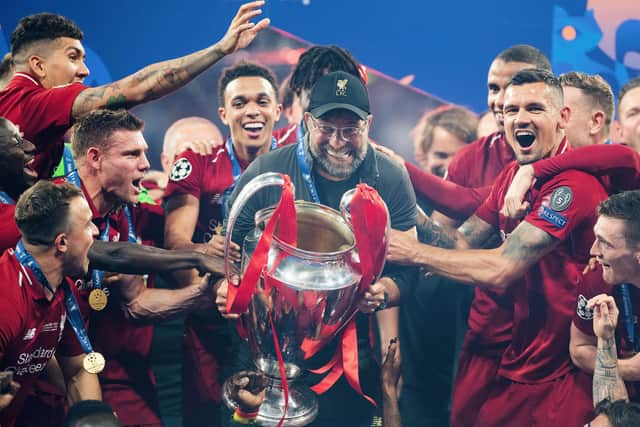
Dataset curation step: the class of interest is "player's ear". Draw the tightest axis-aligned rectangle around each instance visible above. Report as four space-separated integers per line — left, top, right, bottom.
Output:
218 107 228 126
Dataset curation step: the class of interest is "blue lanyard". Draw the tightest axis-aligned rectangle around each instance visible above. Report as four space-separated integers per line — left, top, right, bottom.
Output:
221 136 278 218
0 191 14 205
63 145 82 189
617 283 638 351
14 241 94 354
92 207 137 290
294 135 320 203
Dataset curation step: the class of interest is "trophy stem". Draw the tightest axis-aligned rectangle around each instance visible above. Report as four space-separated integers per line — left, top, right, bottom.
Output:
223 374 318 427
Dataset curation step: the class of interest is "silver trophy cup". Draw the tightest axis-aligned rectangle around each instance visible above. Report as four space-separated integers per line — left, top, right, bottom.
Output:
222 172 387 426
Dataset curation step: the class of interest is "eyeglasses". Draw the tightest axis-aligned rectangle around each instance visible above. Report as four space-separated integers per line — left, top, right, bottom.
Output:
309 115 366 141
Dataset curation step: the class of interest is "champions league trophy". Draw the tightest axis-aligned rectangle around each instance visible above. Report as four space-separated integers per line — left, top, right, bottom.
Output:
222 172 389 426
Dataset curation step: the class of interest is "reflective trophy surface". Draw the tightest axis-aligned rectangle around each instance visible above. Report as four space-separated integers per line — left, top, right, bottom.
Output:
222 172 385 426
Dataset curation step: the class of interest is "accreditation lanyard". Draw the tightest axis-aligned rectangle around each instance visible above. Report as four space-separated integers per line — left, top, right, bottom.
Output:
0 191 14 205
221 136 278 218
294 136 320 204
91 207 137 292
617 283 639 352
14 241 95 354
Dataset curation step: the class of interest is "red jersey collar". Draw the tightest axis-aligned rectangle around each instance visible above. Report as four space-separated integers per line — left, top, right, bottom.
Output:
9 248 62 303
554 136 569 156
11 72 42 88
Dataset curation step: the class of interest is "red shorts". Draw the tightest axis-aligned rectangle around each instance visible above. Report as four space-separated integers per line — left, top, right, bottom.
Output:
475 370 593 427
450 341 505 427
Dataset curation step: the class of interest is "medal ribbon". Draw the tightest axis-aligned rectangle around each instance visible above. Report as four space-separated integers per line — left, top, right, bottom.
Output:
294 137 320 203
14 241 95 355
0 191 15 205
617 284 637 352
221 137 278 219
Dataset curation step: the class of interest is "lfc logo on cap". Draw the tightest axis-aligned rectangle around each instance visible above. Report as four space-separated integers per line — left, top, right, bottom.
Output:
336 79 348 96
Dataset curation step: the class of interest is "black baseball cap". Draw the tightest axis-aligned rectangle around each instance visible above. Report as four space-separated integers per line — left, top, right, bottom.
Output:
307 71 370 120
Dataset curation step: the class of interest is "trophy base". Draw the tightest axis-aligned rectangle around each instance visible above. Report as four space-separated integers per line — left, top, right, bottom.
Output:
223 374 318 427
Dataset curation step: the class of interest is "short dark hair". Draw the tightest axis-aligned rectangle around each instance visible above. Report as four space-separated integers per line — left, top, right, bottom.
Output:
415 105 478 154
15 181 83 246
594 399 640 427
597 190 640 247
64 400 122 427
11 13 83 57
289 45 362 97
619 77 640 108
507 68 563 107
560 71 614 132
217 61 278 107
496 44 552 71
71 109 144 159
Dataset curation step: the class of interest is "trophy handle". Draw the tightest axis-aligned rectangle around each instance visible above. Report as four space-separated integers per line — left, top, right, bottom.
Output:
224 172 292 283
339 187 390 283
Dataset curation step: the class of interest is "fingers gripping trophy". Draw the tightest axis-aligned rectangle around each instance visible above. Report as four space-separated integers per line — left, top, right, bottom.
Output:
221 172 390 426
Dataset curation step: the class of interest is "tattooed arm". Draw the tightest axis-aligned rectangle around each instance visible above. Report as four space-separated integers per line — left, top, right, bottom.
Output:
71 1 269 118
388 220 558 288
416 212 497 250
589 294 629 406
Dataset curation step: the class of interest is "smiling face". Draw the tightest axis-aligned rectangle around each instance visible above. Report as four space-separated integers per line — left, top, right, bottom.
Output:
95 130 150 205
591 215 640 286
503 82 569 165
0 118 37 196
487 60 536 132
305 109 370 181
218 76 282 154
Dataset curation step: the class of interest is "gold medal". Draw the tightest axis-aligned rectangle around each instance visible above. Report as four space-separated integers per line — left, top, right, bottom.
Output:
83 351 105 374
88 289 108 311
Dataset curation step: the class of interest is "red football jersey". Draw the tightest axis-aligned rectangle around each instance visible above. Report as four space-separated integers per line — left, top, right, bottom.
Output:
448 132 516 346
0 251 83 427
0 73 87 178
164 146 238 244
58 176 164 425
0 204 20 253
475 148 608 383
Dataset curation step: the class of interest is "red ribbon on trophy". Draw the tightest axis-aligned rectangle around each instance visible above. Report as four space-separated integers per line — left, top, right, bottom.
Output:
309 183 389 406
225 174 296 315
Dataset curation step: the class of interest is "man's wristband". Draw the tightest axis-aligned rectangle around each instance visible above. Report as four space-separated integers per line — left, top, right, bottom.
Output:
233 408 259 424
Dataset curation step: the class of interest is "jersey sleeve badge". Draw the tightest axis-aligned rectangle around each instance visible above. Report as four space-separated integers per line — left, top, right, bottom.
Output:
577 294 594 320
170 158 193 182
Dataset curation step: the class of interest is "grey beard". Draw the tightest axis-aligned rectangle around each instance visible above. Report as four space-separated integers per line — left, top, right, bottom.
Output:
305 133 366 180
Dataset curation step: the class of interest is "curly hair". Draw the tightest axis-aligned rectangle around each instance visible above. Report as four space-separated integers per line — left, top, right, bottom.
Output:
11 13 83 57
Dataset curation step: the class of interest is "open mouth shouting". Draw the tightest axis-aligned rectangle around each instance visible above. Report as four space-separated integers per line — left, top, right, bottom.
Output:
132 178 143 195
514 129 536 152
23 156 38 179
